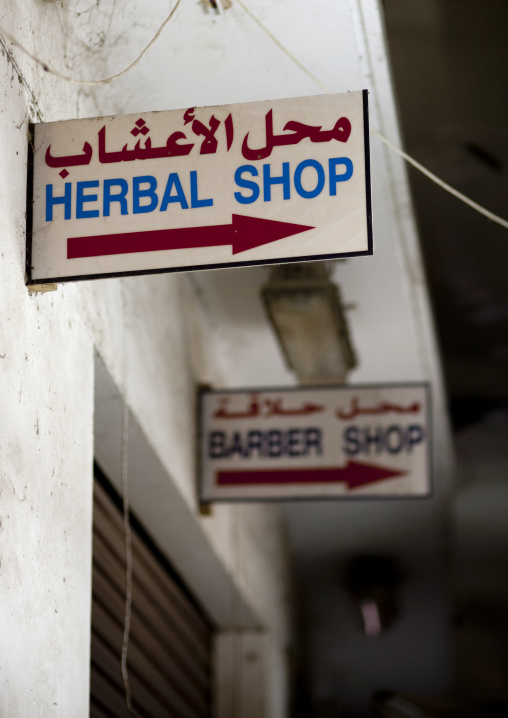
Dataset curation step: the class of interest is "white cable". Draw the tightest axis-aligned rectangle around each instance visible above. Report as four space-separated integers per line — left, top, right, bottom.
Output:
234 0 508 231
234 0 330 94
120 401 141 718
370 128 508 230
0 0 182 86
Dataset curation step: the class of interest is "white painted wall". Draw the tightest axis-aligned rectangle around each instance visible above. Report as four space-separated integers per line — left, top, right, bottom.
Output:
0 2 293 716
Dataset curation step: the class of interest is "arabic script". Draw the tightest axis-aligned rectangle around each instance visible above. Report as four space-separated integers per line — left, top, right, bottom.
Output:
44 108 352 177
336 398 421 421
213 394 325 420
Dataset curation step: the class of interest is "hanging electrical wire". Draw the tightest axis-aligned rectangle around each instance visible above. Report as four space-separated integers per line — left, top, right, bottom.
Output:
369 128 508 230
120 401 141 718
0 0 182 86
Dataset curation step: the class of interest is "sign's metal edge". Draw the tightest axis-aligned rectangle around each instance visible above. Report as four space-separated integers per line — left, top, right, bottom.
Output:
424 383 434 499
196 384 213 512
27 249 374 286
197 493 434 503
199 380 431 396
362 89 374 255
25 124 35 285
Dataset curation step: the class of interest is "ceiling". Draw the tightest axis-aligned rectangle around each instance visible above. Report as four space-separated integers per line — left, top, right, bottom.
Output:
382 0 508 409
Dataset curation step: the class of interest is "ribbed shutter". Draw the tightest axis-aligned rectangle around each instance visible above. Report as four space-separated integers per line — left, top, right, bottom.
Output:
90 472 213 718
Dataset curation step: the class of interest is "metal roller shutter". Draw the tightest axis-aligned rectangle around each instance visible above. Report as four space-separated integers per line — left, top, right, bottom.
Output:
90 468 213 718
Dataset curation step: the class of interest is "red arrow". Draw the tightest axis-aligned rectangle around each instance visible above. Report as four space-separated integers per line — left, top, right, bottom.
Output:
216 461 406 490
67 214 314 259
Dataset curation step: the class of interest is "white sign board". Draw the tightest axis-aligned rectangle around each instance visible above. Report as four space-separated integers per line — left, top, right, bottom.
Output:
28 92 372 284
199 384 431 501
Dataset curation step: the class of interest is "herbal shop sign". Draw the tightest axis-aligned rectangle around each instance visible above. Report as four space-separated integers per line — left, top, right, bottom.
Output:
28 91 372 285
